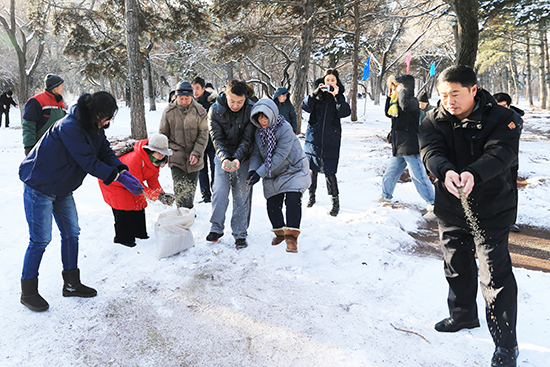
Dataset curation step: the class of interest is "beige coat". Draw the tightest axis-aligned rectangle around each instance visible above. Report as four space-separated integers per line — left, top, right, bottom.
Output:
159 99 208 172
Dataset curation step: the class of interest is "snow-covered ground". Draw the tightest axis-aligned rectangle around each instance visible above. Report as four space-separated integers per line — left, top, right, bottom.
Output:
0 96 549 366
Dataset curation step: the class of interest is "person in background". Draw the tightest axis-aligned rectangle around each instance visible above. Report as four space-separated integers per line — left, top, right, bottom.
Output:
159 81 209 209
273 87 298 134
380 74 436 221
0 90 18 127
247 83 259 102
168 90 176 103
22 74 66 155
205 82 216 95
418 90 434 125
192 76 217 204
18 91 143 312
302 68 351 217
207 80 256 249
420 66 522 367
247 99 310 253
494 92 524 233
99 134 175 248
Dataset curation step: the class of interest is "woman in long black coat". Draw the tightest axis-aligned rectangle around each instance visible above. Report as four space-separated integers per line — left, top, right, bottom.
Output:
302 69 351 216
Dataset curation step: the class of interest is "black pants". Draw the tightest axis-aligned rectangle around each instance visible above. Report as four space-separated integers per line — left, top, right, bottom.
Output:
266 192 302 229
439 221 518 349
198 139 216 200
1 109 9 127
112 208 148 244
309 170 338 196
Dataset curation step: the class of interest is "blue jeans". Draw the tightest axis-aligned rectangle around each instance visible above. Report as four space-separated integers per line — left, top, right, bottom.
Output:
22 185 81 279
381 154 435 204
209 157 252 240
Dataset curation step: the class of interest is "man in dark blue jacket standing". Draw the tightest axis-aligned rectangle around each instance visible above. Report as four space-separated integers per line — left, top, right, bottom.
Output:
192 76 217 203
18 91 143 312
420 66 522 367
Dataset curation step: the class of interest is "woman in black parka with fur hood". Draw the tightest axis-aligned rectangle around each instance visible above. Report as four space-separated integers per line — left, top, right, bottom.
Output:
302 69 351 216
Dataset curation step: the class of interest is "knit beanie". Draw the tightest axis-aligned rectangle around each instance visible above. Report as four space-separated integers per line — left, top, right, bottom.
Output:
45 74 64 90
175 81 193 96
418 91 429 103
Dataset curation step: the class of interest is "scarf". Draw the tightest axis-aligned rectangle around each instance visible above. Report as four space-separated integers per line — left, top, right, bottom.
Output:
258 115 285 177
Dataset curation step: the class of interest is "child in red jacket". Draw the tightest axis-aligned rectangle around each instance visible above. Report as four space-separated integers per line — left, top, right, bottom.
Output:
99 134 175 247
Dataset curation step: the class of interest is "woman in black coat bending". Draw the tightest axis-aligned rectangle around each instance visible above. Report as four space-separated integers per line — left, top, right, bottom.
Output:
302 69 351 216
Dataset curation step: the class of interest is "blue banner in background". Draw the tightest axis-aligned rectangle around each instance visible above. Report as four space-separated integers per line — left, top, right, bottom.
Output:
362 56 371 81
429 62 436 76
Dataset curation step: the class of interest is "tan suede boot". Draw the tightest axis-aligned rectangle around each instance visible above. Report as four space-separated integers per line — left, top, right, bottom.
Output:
284 228 300 253
272 228 285 246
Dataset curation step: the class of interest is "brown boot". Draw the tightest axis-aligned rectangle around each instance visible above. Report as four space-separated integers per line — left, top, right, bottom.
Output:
271 228 285 246
284 228 300 253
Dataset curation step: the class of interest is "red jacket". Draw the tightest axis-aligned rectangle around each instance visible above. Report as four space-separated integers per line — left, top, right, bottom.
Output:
99 139 163 210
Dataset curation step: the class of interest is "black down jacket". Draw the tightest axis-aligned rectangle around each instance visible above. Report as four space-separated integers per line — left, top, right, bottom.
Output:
419 88 522 229
301 78 351 174
208 92 256 162
385 75 421 157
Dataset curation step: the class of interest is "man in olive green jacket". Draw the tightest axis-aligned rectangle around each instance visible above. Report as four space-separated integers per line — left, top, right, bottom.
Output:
159 81 209 208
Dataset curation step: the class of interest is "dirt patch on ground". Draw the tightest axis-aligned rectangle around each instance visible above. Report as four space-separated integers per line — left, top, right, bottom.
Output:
409 220 550 273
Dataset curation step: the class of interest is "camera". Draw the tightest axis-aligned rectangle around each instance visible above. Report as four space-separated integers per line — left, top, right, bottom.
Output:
321 85 334 92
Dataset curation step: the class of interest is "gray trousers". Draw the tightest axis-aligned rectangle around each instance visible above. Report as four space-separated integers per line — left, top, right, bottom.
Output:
171 167 200 209
209 157 252 240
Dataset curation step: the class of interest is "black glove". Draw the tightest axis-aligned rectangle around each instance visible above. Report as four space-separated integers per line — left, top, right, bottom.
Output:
117 164 129 173
246 171 260 186
158 192 175 206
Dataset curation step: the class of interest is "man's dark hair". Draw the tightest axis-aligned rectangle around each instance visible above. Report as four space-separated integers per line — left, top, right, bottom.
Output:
493 92 512 107
192 77 205 88
225 80 248 97
437 65 477 88
77 91 118 131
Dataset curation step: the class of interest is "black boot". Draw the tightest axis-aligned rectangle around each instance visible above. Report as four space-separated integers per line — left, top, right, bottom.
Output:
21 278 49 312
307 171 318 208
62 268 97 298
329 196 340 216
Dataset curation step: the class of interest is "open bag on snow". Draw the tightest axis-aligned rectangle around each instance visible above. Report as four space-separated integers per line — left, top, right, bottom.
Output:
154 207 195 259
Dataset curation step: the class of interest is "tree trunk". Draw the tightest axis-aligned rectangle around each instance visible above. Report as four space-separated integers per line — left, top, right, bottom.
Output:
545 31 550 110
328 54 337 69
447 0 479 67
125 0 147 139
349 2 360 122
526 31 534 107
0 0 44 112
145 56 156 111
508 39 519 103
291 0 315 134
539 26 547 110
227 61 234 82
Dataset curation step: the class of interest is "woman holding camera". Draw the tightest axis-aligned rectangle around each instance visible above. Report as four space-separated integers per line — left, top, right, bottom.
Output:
301 68 350 216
